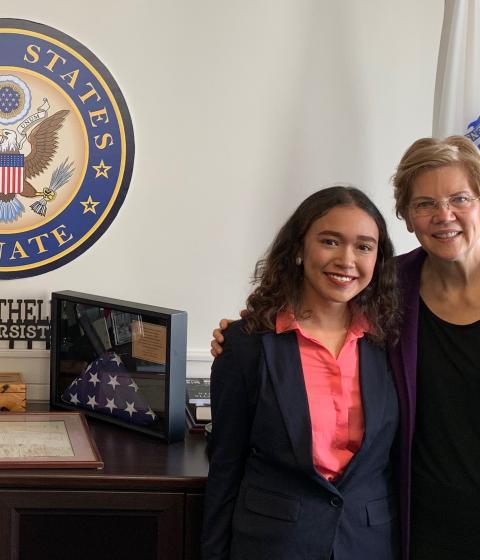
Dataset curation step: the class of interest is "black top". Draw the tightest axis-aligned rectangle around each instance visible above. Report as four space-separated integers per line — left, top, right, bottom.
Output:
411 299 480 555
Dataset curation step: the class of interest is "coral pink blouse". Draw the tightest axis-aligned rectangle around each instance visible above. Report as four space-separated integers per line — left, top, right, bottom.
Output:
276 312 368 481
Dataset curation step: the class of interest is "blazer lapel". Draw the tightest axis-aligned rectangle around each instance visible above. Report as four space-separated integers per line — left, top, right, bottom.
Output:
398 255 423 424
359 339 388 450
337 338 389 488
390 248 425 445
261 331 315 475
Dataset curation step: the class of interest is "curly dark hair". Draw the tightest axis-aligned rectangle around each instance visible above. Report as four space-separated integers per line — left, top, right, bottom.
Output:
244 186 400 344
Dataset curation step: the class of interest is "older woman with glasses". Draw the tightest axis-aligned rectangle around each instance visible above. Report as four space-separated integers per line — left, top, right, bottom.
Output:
211 135 480 560
391 135 480 560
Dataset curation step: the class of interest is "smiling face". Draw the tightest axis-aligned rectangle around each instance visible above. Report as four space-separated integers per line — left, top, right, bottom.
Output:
406 165 480 263
300 205 379 310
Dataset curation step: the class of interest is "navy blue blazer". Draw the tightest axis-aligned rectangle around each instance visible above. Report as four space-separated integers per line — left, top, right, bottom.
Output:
202 320 400 560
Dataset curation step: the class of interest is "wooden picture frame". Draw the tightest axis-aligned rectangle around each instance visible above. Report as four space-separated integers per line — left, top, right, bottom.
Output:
0 412 103 469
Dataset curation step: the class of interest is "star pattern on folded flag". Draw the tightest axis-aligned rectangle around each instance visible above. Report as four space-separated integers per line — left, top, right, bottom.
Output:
125 401 137 417
61 351 157 426
108 375 120 389
105 397 117 413
89 372 100 387
87 395 99 409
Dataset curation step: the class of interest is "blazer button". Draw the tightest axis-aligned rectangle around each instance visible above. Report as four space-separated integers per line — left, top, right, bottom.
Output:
330 496 342 508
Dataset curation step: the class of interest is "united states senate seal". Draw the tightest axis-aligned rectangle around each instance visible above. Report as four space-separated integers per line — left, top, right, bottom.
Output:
0 19 134 278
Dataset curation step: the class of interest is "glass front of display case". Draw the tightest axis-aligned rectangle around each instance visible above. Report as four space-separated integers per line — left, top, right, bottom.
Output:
50 292 187 441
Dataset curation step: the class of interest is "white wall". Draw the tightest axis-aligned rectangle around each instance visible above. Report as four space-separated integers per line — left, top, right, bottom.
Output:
0 1 444 395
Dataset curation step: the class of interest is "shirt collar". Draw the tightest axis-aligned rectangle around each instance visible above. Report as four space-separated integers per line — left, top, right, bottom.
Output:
275 309 371 340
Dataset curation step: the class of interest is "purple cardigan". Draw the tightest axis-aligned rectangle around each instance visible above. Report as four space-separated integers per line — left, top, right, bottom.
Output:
389 247 427 560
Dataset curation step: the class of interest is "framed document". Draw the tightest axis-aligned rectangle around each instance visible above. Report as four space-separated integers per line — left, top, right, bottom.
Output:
50 291 187 442
132 320 166 364
0 412 103 469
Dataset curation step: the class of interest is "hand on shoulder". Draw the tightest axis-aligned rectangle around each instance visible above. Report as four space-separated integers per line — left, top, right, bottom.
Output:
211 319 231 357
210 311 248 357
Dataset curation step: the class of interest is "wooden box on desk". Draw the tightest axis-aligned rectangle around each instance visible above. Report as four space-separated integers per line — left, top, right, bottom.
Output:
0 373 26 411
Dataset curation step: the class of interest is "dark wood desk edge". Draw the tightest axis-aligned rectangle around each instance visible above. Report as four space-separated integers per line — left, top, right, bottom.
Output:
0 474 207 491
0 402 210 492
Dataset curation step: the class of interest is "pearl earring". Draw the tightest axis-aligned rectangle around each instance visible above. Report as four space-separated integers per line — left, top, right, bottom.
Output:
295 256 302 266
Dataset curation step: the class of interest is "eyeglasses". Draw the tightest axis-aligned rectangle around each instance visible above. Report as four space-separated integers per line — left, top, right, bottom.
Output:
408 194 480 216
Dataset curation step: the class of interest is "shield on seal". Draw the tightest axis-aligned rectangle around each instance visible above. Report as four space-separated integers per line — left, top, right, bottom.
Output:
0 154 24 194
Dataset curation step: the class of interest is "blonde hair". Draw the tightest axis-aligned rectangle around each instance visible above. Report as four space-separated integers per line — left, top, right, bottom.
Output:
392 135 480 220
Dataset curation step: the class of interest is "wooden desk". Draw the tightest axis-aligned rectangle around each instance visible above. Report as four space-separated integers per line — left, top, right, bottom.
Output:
0 413 209 560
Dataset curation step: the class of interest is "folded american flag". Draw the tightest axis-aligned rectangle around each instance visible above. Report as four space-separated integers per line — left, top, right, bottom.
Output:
61 352 156 426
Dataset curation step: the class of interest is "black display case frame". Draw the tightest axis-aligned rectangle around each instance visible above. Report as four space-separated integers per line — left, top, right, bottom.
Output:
50 291 187 442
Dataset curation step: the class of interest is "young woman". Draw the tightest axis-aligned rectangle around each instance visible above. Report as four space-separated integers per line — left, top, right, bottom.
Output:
202 186 401 560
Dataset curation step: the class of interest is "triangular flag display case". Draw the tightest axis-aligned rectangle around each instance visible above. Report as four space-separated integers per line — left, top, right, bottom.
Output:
50 290 187 442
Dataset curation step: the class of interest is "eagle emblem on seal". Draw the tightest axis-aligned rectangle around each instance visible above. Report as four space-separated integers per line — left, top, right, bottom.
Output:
0 109 72 222
0 74 74 223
